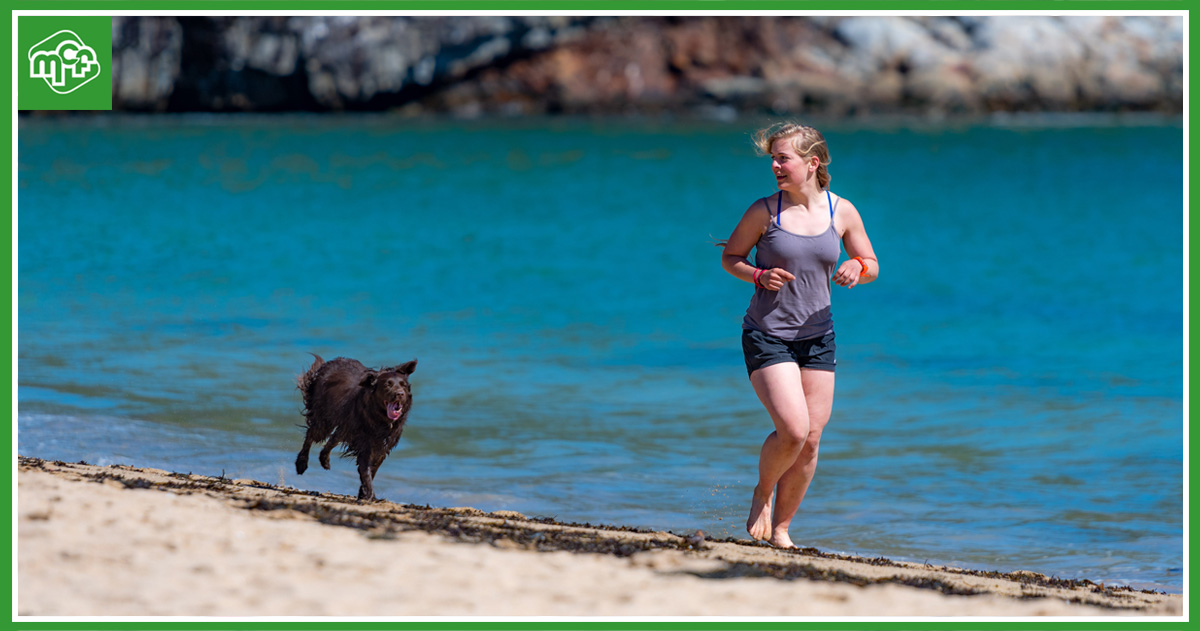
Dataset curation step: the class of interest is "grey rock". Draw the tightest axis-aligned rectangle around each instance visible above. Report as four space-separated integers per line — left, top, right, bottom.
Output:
111 16 182 110
105 15 1183 116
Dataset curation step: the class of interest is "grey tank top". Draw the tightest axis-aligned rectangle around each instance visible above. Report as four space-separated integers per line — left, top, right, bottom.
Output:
743 190 842 341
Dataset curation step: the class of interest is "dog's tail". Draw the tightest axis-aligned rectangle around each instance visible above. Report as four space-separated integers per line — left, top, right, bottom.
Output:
296 353 325 413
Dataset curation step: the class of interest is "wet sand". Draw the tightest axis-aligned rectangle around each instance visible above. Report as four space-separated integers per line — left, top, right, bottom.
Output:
15 456 1182 617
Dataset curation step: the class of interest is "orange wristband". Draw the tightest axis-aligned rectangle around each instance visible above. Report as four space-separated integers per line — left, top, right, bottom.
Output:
853 256 869 277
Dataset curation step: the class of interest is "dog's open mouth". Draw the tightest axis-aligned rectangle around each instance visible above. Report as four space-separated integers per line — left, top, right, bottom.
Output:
386 402 403 421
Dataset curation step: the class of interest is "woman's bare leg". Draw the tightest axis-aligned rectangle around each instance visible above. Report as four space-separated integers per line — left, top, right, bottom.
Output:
746 362 811 542
767 368 835 548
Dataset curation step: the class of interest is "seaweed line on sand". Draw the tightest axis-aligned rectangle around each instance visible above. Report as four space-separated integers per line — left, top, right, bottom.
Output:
16 456 1172 611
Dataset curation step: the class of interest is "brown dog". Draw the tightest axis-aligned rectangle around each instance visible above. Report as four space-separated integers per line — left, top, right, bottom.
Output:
295 354 417 501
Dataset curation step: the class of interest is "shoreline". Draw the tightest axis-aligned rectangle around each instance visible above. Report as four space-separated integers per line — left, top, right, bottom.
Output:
107 17 1183 116
18 109 1186 129
16 456 1183 617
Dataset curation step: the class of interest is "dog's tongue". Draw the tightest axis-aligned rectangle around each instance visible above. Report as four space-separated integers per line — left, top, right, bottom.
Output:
386 402 401 421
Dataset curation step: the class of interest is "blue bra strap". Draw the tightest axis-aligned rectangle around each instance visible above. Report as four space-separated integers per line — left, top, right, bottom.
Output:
772 192 835 227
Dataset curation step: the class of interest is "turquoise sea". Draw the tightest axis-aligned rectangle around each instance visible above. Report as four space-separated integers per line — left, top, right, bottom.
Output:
16 114 1184 592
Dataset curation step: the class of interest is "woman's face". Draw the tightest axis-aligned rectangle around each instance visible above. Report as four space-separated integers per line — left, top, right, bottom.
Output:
770 138 814 189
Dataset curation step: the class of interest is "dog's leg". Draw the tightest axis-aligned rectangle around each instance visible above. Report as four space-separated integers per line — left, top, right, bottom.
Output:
356 453 375 501
370 454 386 481
319 440 335 470
295 436 313 474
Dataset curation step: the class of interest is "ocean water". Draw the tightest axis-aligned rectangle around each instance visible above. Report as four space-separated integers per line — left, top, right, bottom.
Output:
16 114 1184 593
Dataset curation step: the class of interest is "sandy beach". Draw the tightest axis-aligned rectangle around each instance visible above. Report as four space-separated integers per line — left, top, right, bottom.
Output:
15 456 1182 618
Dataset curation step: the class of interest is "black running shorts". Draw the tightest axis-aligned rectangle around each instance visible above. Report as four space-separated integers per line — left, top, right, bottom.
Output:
741 328 836 377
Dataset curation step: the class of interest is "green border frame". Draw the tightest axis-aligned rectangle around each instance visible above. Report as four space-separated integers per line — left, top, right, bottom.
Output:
5 2 1191 630
25 623 1200 630
0 1 1193 9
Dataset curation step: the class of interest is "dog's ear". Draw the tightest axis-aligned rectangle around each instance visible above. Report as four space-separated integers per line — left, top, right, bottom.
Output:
382 360 417 376
359 372 378 389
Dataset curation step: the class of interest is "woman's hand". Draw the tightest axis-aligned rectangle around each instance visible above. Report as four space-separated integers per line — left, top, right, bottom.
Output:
834 259 866 288
759 268 796 291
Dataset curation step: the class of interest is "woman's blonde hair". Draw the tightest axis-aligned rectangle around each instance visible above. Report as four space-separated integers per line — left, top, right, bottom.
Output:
753 122 832 190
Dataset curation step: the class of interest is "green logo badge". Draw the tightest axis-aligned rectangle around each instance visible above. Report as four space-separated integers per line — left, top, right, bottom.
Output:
19 16 113 111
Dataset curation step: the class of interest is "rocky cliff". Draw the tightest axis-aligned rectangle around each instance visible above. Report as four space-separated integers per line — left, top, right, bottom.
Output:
111 15 1183 116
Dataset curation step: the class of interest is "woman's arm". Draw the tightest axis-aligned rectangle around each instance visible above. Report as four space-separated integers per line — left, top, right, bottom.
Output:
721 201 795 291
833 199 878 288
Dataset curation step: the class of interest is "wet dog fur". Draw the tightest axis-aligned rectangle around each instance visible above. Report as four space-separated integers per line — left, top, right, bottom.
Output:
295 354 417 501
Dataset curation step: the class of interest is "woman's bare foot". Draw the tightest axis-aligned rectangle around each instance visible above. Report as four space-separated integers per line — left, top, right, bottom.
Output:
746 486 774 541
768 531 797 549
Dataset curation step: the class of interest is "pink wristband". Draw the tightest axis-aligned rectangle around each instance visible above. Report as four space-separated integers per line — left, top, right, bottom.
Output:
753 268 765 287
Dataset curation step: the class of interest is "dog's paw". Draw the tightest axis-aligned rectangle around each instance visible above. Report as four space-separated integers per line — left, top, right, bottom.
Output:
295 456 308 475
